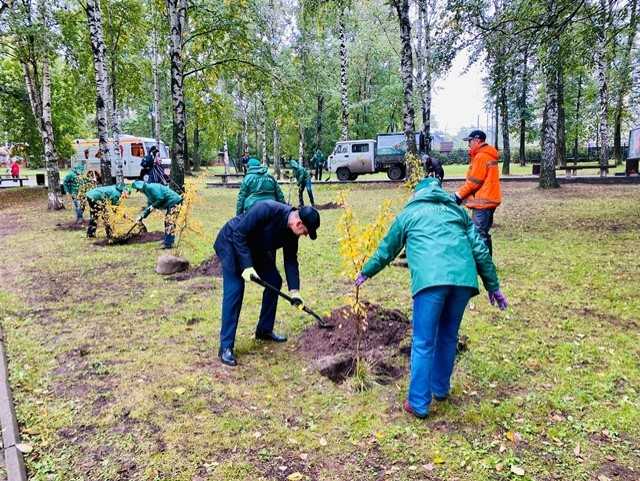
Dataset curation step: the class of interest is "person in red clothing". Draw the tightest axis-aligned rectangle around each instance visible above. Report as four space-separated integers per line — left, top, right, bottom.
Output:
10 160 20 179
453 130 502 255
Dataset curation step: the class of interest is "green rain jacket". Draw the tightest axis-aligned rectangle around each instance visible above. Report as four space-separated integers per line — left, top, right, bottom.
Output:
135 181 182 218
311 150 325 168
86 184 125 205
62 165 85 197
288 160 310 186
361 177 500 297
236 158 285 214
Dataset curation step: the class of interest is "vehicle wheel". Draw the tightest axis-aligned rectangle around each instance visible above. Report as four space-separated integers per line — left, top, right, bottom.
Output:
336 167 351 182
387 164 405 181
349 173 358 181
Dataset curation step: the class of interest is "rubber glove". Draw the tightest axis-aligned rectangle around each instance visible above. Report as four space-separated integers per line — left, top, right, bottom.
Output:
488 290 508 310
290 290 304 309
241 267 259 282
354 273 368 287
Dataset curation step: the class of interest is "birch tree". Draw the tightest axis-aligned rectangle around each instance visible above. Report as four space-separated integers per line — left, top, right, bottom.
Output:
390 0 417 155
167 0 187 190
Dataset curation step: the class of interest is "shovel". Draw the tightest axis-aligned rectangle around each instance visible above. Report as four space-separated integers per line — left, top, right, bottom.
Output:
250 274 334 329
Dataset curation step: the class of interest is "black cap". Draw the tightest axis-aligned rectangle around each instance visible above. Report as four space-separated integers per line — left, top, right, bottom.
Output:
299 206 320 240
462 130 486 142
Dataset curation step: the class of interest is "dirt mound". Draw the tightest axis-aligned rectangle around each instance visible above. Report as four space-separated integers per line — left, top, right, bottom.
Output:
94 231 164 246
172 256 222 280
297 302 410 383
315 202 344 210
56 221 87 231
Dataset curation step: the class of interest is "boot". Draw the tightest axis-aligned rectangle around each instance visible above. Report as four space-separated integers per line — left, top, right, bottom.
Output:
162 234 175 249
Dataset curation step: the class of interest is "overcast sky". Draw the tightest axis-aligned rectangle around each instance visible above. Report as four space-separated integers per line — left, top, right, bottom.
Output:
431 51 489 136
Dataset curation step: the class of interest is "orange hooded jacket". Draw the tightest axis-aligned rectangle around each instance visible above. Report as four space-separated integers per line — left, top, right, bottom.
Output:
456 143 502 209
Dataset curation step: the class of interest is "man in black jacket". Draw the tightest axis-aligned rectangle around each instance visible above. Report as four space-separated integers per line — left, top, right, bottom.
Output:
213 201 320 366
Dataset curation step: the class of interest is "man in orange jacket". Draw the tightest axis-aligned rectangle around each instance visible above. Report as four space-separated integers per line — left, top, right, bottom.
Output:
453 130 501 255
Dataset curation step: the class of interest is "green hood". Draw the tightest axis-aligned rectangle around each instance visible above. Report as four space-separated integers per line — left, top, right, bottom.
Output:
72 164 85 175
361 180 499 296
247 158 267 175
236 161 285 214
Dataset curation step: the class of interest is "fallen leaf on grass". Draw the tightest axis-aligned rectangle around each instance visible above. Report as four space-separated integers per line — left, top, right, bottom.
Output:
573 443 581 457
505 431 521 444
597 475 611 481
433 454 445 464
173 387 186 395
16 443 33 453
423 463 434 471
495 463 503 472
287 473 304 481
319 437 327 446
510 465 525 476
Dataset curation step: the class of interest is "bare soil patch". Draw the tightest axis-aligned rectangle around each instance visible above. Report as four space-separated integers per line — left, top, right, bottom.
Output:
93 231 164 246
55 220 87 231
297 302 410 383
595 461 639 481
315 201 344 210
172 255 222 281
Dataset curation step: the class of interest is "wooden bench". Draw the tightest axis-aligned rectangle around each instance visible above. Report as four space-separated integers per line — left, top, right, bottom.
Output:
212 173 245 184
0 176 29 187
557 163 617 176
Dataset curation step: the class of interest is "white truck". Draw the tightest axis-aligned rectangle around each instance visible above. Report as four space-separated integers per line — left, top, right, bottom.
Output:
72 135 171 179
327 132 423 181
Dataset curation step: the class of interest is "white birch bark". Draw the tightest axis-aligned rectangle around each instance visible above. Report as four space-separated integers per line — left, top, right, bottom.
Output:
298 123 305 165
152 28 161 148
167 0 187 189
273 122 281 179
393 0 417 155
540 31 560 188
41 57 64 209
338 7 349 141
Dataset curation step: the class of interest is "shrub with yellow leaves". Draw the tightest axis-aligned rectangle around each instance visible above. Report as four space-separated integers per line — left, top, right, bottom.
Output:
173 177 205 254
403 152 424 191
337 191 393 360
102 199 143 240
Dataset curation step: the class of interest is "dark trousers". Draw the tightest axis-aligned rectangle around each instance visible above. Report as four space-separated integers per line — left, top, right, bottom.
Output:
87 200 111 238
219 257 282 352
314 165 323 181
298 180 315 207
471 208 495 256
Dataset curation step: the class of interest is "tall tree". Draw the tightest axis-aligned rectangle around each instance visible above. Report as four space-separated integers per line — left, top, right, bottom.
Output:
167 0 187 190
390 0 416 155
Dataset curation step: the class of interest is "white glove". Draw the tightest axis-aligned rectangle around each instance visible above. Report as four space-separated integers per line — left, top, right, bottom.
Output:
242 267 259 282
290 290 304 309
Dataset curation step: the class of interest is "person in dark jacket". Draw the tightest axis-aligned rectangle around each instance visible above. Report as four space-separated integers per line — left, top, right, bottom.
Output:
213 201 321 366
240 152 250 174
140 146 157 180
236 158 285 215
131 181 183 248
355 176 507 419
288 159 314 207
85 183 128 238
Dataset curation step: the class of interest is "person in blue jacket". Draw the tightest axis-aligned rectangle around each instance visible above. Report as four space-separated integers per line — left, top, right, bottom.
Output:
213 201 321 366
131 181 183 248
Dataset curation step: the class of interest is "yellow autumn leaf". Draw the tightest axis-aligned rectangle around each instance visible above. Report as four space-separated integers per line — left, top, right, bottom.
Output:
287 473 304 481
173 387 186 395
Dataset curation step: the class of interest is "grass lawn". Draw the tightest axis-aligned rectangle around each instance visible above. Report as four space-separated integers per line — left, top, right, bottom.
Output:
0 180 638 481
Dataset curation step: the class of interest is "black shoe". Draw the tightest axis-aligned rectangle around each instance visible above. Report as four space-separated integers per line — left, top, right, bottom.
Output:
434 394 448 402
218 348 237 366
255 331 287 343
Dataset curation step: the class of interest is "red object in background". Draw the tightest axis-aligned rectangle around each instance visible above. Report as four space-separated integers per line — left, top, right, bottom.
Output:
10 161 20 178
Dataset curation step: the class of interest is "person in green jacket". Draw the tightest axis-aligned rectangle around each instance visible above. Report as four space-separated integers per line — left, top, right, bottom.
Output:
311 149 326 181
288 159 314 207
63 165 87 224
85 183 128 238
131 180 183 249
354 176 508 419
236 158 285 215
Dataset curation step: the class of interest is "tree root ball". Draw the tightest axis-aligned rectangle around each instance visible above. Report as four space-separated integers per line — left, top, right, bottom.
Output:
156 254 190 275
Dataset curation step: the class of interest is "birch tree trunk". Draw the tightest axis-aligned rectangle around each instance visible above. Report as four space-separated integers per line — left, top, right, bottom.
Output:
613 0 637 162
493 101 499 148
338 7 349 141
573 73 582 159
415 0 432 153
315 94 324 151
518 46 528 166
500 86 511 175
298 123 305 165
273 122 281 179
41 57 64 209
193 120 200 172
392 0 417 155
595 0 610 176
86 0 114 184
557 59 566 167
259 97 267 165
540 33 560 189
152 28 161 147
167 0 187 190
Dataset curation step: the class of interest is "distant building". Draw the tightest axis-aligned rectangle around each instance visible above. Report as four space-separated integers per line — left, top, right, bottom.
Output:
430 132 453 153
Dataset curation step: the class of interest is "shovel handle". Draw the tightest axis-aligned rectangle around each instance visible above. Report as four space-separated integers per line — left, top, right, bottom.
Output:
250 274 333 328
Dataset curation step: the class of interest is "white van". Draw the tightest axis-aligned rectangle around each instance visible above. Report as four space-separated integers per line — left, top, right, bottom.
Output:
72 135 171 179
